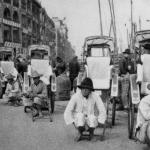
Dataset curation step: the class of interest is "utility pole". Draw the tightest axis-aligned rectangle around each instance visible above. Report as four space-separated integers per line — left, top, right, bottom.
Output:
139 17 141 31
98 0 103 36
130 0 133 52
108 0 118 54
55 28 58 57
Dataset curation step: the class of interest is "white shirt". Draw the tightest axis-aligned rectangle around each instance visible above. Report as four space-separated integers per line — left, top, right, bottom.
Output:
64 91 106 125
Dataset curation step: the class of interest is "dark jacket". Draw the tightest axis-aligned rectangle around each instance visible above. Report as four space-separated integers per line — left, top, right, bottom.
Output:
69 59 80 79
119 57 135 75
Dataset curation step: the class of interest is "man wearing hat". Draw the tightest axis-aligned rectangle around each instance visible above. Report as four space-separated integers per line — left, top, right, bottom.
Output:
64 77 106 141
118 48 135 110
23 70 47 117
3 73 21 106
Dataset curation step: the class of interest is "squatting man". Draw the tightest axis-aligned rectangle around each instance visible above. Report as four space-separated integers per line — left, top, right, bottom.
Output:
64 77 106 141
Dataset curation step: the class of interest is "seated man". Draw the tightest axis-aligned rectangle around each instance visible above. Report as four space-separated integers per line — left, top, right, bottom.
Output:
3 73 21 106
64 77 106 141
136 86 150 145
23 70 47 117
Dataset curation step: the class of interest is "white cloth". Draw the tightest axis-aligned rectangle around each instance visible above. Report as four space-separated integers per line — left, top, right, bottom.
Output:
86 57 111 89
40 66 53 85
64 91 106 125
1 61 14 74
136 95 150 128
31 59 49 75
136 54 150 95
141 54 150 82
136 95 150 142
74 113 98 128
137 54 150 82
136 64 143 83
27 62 53 85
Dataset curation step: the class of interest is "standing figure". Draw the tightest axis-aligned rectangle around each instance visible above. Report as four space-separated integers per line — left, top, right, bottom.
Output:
117 49 135 110
64 77 106 141
69 56 80 91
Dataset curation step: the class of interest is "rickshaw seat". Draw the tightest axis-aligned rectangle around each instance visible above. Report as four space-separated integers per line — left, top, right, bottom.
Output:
31 59 50 75
1 61 14 74
86 57 111 89
141 54 150 82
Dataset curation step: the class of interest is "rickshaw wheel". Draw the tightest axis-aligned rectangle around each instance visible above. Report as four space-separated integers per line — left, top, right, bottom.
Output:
112 97 116 126
128 91 135 139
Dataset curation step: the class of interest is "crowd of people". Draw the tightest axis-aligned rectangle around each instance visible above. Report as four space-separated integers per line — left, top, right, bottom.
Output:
1 49 150 146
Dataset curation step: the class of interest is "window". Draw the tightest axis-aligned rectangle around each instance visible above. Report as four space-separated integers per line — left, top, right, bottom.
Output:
21 0 26 10
90 47 110 57
22 15 27 28
3 8 11 20
22 33 26 47
4 25 12 42
13 0 19 7
27 0 31 12
27 17 31 28
31 50 48 59
13 11 19 23
13 27 20 43
4 0 11 4
32 21 37 34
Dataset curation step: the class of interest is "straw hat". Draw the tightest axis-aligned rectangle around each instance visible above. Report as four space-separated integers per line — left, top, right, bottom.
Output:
5 73 15 80
31 70 42 78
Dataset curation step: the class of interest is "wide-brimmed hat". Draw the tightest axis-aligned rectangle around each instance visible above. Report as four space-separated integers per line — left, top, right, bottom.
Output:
31 70 42 78
142 44 150 50
123 48 130 54
78 77 94 91
5 73 15 80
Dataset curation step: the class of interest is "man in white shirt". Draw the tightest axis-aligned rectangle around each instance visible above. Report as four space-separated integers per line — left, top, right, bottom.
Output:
64 77 106 141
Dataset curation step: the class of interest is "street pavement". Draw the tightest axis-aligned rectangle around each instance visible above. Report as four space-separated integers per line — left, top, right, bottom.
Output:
0 100 149 150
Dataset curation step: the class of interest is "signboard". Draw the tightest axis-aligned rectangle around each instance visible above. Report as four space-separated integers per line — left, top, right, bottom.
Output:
111 74 118 97
130 74 140 104
23 72 29 93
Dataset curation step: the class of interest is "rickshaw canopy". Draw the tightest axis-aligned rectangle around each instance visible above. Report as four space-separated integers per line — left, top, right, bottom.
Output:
135 30 150 48
83 36 114 52
28 45 50 59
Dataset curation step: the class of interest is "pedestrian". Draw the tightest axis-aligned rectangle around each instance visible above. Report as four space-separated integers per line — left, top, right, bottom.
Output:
135 87 150 146
22 70 47 117
3 73 21 106
117 48 135 110
69 56 80 91
15 55 28 78
54 56 65 76
56 63 71 101
64 77 106 141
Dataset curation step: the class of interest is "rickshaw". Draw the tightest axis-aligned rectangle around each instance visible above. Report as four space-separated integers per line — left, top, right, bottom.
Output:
0 48 17 98
77 35 119 139
129 30 150 139
24 44 56 122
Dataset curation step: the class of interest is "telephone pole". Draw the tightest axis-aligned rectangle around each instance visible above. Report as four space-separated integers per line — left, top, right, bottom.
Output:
98 0 103 36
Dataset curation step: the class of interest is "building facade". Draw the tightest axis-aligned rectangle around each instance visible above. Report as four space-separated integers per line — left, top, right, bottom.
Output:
0 0 55 57
52 17 75 62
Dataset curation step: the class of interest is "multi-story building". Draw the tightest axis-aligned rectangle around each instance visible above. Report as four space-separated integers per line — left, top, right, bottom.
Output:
52 17 75 62
40 8 55 58
0 0 55 57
